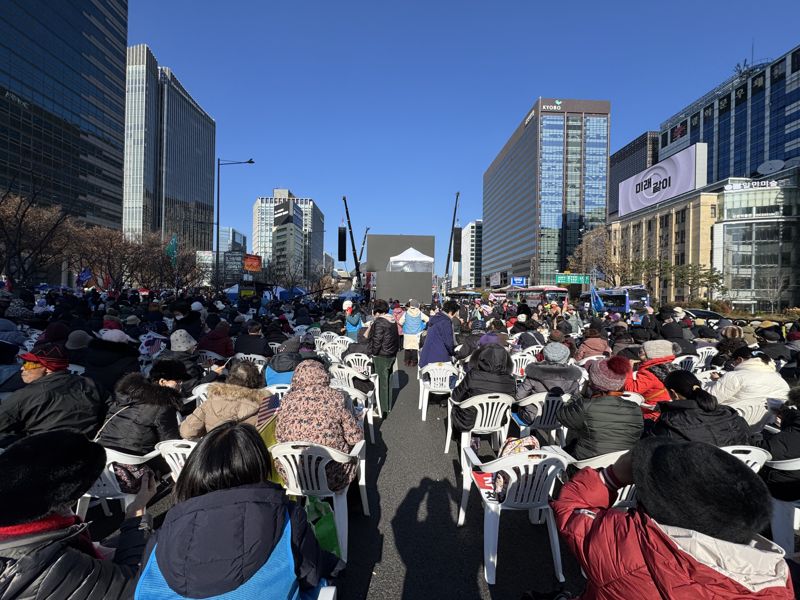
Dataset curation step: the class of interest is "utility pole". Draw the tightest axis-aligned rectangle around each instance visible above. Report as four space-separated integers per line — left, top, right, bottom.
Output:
342 196 362 291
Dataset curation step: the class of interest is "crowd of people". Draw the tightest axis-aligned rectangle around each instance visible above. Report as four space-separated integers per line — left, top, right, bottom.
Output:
0 286 798 598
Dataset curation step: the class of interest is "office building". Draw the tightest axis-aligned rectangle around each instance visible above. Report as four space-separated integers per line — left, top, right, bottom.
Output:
252 189 324 282
451 220 483 288
608 132 660 220
659 43 800 184
323 252 335 275
0 0 127 227
219 227 247 253
483 98 610 287
123 44 215 250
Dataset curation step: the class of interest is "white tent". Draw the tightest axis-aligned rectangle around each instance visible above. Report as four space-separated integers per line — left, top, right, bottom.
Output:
386 247 434 273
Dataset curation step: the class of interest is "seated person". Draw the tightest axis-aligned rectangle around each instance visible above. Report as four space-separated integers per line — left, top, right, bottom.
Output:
756 388 800 502
573 329 611 362
557 356 643 460
623 340 675 416
197 316 234 358
516 342 583 424
450 344 516 432
265 342 304 386
552 439 794 598
180 361 267 439
136 422 343 598
0 431 155 597
234 320 274 357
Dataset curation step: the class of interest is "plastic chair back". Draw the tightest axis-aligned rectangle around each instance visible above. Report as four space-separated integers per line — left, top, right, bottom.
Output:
721 445 772 472
320 331 339 344
572 450 627 470
269 441 362 498
234 353 269 370
672 355 700 372
329 364 365 389
518 345 543 357
695 347 718 370
621 392 646 406
198 350 224 363
314 338 327 352
420 363 458 393
344 353 373 376
268 342 283 353
512 354 534 380
308 327 322 338
266 383 291 400
155 440 197 482
458 393 513 434
190 383 212 406
524 393 569 432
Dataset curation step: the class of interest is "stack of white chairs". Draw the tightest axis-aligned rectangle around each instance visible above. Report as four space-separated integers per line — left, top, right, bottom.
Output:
319 331 339 344
418 362 459 422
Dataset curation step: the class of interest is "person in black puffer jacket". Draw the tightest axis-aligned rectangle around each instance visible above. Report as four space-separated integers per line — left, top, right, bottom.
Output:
755 388 800 501
648 370 750 446
0 431 155 600
367 300 399 417
450 344 516 432
516 342 583 424
83 330 141 394
97 360 186 456
660 322 697 357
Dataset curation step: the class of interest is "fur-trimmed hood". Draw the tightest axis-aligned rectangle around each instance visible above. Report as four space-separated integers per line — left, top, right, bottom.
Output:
206 382 269 406
113 372 183 409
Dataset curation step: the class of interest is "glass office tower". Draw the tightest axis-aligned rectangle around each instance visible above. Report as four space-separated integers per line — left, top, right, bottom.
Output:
660 43 800 183
483 98 610 286
0 0 127 227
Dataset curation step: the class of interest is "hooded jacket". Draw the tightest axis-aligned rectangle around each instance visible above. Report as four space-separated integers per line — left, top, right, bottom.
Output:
706 358 790 427
400 307 428 350
557 393 644 460
552 467 794 599
0 516 150 600
450 345 516 431
136 484 341 597
264 352 303 386
197 327 234 358
83 339 140 393
648 398 751 447
419 312 454 367
367 314 399 358
179 382 266 439
97 373 182 455
624 355 675 408
516 362 583 424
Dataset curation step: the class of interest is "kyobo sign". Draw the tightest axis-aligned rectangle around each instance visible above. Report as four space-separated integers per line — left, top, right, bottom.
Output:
555 273 590 285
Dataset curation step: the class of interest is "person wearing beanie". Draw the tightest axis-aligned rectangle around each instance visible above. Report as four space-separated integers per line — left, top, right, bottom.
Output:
574 328 611 362
0 432 156 598
623 339 676 419
552 438 794 599
509 312 530 335
516 342 584 425
660 322 697 357
159 330 220 397
96 359 188 458
0 343 106 446
557 356 643 460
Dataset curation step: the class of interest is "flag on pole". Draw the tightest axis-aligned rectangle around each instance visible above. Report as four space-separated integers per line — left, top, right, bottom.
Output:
165 235 178 267
590 286 605 315
76 267 92 286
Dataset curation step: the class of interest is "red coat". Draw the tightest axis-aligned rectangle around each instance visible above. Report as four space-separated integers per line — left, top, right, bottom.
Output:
624 356 674 420
552 468 794 600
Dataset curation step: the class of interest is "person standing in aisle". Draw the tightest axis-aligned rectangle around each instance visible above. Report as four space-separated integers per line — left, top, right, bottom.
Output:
399 300 428 367
367 299 400 417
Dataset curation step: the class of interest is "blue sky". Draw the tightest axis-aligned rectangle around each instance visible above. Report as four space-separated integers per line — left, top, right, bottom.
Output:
129 0 800 273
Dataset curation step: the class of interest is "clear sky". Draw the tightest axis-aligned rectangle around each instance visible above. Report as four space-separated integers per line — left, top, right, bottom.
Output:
129 0 800 273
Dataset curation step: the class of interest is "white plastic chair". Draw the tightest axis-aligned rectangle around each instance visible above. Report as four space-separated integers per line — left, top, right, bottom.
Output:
269 440 368 562
620 391 647 406
694 347 718 371
671 355 700 372
577 355 603 367
446 393 513 480
67 364 85 376
326 338 352 363
343 353 374 376
308 327 322 338
458 447 568 584
511 354 535 382
155 440 197 482
234 352 269 372
75 448 160 520
763 457 800 553
721 445 772 472
318 587 337 600
330 382 375 443
518 345 543 357
189 382 212 406
314 337 327 353
266 383 292 401
419 362 459 422
320 331 339 344
198 350 225 363
512 393 569 445
268 342 283 354
572 450 637 509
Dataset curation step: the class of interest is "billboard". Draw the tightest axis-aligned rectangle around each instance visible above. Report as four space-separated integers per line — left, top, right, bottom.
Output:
618 144 707 218
243 254 262 272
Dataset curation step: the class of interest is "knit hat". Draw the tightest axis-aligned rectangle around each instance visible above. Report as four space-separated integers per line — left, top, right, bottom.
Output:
631 437 771 544
478 333 501 347
517 314 527 323
0 431 106 526
19 342 69 371
548 330 565 343
542 342 570 364
170 329 197 352
149 359 190 382
102 317 122 331
587 355 630 392
720 325 744 339
410 299 420 308
642 340 673 360
759 329 782 342
65 329 93 350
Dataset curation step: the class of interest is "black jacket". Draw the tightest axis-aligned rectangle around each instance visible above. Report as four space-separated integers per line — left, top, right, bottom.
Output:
83 339 141 393
0 371 106 441
450 345 516 432
156 349 216 397
756 413 800 501
759 342 792 363
0 516 150 600
172 310 203 341
648 398 750 447
660 323 698 357
97 373 182 455
233 334 274 358
557 393 643 460
367 316 399 358
138 484 341 596
516 362 583 424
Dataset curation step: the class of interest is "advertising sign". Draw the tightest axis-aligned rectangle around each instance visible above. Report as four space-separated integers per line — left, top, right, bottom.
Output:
510 277 527 287
490 272 501 287
223 251 244 282
618 144 706 217
243 254 262 272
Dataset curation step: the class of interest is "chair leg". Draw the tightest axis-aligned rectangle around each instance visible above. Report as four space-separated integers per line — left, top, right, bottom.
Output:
366 408 375 443
332 492 349 562
358 459 370 517
483 506 501 585
444 403 453 453
100 499 112 517
75 495 90 521
544 508 565 583
458 464 471 526
421 390 430 422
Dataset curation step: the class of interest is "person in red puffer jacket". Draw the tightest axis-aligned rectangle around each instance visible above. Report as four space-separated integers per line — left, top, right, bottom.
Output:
624 339 676 419
552 438 795 600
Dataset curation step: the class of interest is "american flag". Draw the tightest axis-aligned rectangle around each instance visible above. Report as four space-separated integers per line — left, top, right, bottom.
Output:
257 394 281 428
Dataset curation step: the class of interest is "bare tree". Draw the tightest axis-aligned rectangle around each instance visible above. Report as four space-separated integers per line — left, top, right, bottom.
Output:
758 267 790 313
69 228 145 291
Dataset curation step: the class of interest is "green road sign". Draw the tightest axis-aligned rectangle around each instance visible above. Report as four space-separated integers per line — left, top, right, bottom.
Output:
555 273 590 285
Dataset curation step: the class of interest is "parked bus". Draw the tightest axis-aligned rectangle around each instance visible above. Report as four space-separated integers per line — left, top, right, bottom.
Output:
503 285 569 307
579 285 651 315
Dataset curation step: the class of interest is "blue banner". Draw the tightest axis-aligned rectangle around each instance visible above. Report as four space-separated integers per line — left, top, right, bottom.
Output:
590 286 605 314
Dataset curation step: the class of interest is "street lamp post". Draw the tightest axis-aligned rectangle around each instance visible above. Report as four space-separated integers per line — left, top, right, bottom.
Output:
216 158 254 291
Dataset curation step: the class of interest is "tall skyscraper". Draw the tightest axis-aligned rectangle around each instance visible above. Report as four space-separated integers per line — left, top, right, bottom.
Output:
252 189 324 282
483 98 610 287
659 43 800 183
451 220 482 288
219 227 247 253
608 132 660 220
123 44 215 250
0 0 127 227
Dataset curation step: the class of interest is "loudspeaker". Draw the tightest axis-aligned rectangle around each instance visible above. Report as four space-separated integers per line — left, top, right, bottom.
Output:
338 227 347 261
452 227 462 262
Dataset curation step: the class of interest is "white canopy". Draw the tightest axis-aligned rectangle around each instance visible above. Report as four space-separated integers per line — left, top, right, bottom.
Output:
386 247 434 273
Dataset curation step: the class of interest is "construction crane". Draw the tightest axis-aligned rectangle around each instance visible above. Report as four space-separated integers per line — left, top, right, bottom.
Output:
358 227 370 263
